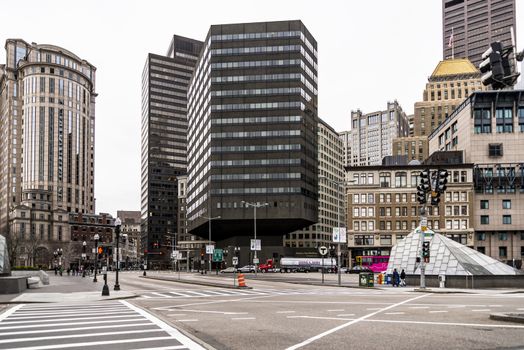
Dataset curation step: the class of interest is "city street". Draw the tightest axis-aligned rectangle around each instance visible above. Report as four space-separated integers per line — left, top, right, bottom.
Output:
3 272 522 350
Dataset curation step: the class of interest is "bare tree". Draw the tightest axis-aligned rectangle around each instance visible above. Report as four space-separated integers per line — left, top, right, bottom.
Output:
4 228 22 268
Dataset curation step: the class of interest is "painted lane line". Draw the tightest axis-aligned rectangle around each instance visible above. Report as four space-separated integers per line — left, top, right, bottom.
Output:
131 346 186 350
150 292 173 298
176 309 248 315
471 309 491 312
489 305 502 307
11 308 130 316
141 295 153 299
153 294 277 310
6 310 136 320
408 306 430 309
18 303 123 310
337 314 355 317
121 300 205 350
517 308 524 311
176 319 199 322
327 309 344 312
184 290 211 297
201 290 232 296
385 312 405 315
168 291 191 297
0 318 146 331
0 305 24 322
366 308 382 311
0 323 153 336
429 311 448 313
0 314 143 325
276 311 296 314
0 329 164 344
285 293 428 350
166 314 187 317
2 336 176 350
231 317 256 320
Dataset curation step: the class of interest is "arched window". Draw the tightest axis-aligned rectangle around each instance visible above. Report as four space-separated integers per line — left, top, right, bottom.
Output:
379 172 390 188
395 172 407 187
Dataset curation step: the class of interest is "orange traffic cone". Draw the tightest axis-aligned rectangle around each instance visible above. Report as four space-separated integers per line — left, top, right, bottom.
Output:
237 273 247 288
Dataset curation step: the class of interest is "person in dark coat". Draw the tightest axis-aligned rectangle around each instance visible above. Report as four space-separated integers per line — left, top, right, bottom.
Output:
392 268 400 287
400 269 406 287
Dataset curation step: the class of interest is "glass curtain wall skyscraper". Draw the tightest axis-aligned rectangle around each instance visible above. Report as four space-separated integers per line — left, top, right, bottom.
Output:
186 21 319 251
140 35 203 266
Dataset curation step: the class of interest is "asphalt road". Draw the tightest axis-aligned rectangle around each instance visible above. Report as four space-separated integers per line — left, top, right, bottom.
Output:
2 272 523 350
117 273 524 350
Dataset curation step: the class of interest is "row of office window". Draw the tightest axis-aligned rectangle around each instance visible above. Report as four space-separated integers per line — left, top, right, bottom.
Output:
480 215 512 225
476 232 524 241
211 144 301 153
352 170 468 188
474 107 524 134
211 187 301 195
480 199 512 209
211 115 301 125
211 130 300 139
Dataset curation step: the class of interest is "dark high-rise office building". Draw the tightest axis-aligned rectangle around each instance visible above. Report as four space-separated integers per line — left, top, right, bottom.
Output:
140 35 203 266
186 20 319 256
442 0 516 67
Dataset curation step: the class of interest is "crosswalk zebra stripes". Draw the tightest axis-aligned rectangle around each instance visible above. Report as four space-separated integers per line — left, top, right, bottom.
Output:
138 288 383 299
0 300 205 350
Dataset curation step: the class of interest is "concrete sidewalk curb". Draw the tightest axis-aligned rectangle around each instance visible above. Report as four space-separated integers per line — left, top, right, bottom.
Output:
141 275 253 289
490 313 524 324
412 288 473 294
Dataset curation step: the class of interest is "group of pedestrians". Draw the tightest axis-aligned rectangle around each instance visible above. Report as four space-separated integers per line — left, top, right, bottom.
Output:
391 268 406 287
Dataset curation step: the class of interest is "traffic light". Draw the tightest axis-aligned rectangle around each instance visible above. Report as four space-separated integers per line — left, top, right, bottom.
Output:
479 42 504 89
430 193 440 206
417 169 431 205
416 185 427 205
422 241 430 258
436 170 449 192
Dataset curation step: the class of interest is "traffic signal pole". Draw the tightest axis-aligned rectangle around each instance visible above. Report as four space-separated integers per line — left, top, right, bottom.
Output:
419 205 427 290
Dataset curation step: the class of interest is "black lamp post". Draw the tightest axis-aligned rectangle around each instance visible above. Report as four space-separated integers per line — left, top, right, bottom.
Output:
93 233 100 282
53 250 58 275
58 248 63 275
114 218 121 291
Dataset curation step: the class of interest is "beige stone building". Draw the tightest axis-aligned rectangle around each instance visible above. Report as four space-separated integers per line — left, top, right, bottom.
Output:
428 90 524 267
394 59 486 162
0 39 97 236
346 162 475 267
285 118 345 252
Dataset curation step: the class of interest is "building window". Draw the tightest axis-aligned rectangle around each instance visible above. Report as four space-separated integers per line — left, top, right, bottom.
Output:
395 172 407 187
477 247 486 254
379 173 391 188
380 235 392 245
480 215 489 225
355 235 374 245
480 200 489 209
499 232 508 241
502 215 512 225
499 246 507 257
518 107 524 132
502 200 511 209
477 233 486 241
495 108 513 133
488 143 503 157
474 108 491 134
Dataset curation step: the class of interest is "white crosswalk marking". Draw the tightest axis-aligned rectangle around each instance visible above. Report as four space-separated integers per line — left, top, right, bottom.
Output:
0 301 205 350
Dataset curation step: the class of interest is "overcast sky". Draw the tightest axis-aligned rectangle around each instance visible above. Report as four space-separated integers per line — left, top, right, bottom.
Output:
1 0 523 216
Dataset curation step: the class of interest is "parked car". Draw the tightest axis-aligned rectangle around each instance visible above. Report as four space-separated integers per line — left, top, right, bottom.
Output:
220 267 237 273
238 265 257 273
348 265 373 274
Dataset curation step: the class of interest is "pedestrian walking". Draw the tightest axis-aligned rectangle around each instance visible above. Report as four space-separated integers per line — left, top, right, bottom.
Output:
392 268 400 287
400 269 406 287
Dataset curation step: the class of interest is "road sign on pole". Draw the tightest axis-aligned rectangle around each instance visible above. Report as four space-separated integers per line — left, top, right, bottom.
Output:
232 257 238 266
206 245 215 254
212 249 223 262
332 228 347 243
250 239 261 251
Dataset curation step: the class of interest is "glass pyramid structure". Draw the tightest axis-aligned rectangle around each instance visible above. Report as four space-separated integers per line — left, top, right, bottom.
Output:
387 227 517 276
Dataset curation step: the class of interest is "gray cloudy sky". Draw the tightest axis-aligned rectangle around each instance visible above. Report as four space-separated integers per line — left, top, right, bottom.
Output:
1 0 523 216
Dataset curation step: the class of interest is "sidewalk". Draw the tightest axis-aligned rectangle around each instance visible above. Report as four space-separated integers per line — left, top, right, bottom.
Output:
0 273 136 304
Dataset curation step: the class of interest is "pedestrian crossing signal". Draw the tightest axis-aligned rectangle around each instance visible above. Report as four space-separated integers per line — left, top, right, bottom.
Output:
98 247 103 254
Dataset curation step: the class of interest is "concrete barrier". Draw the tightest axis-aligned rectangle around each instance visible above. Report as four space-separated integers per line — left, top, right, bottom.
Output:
27 276 42 289
0 276 27 294
405 274 524 289
11 270 50 285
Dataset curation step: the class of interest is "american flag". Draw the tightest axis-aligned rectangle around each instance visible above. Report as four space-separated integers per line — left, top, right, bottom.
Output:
448 28 454 48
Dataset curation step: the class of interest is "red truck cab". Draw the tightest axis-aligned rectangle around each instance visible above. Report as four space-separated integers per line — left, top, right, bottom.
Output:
258 259 274 272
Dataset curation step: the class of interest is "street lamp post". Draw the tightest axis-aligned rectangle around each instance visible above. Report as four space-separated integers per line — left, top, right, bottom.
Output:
114 218 122 291
82 241 87 277
200 215 221 274
319 176 347 287
53 250 58 275
93 233 100 282
241 201 268 277
58 248 63 275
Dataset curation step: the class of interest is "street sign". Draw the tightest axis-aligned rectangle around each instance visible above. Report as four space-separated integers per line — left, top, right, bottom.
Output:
421 216 428 231
206 244 215 254
171 250 181 260
253 258 259 264
232 257 238 266
212 249 223 262
250 239 261 251
318 246 328 256
332 227 347 243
